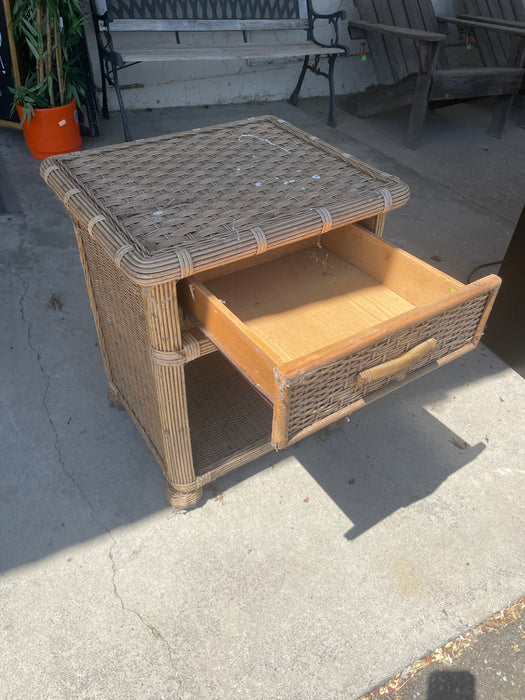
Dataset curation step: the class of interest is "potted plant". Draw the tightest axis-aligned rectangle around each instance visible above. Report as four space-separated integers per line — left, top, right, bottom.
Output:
9 0 85 159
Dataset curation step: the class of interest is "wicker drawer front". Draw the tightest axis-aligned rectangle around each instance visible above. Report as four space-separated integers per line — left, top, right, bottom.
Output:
282 292 490 445
179 224 500 450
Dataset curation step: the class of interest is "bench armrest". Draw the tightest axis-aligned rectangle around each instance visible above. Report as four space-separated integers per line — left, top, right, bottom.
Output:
307 0 348 54
438 15 525 38
348 19 445 43
89 0 127 66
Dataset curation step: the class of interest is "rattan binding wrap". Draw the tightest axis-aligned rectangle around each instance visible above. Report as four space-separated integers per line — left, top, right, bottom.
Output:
41 116 409 284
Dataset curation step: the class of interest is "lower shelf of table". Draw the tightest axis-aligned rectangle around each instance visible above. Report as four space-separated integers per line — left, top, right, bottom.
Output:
184 351 274 483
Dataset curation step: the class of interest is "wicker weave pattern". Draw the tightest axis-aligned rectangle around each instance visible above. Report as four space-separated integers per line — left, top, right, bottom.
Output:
77 224 167 458
185 353 272 477
42 117 409 283
286 293 489 440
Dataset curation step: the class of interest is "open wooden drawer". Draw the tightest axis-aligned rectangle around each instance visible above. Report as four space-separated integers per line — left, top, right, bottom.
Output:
179 223 500 449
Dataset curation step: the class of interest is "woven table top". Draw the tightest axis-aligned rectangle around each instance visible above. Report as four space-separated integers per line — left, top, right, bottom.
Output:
41 115 410 284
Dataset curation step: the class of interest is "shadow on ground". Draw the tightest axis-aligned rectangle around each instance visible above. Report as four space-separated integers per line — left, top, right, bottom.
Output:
1 327 502 572
0 97 519 577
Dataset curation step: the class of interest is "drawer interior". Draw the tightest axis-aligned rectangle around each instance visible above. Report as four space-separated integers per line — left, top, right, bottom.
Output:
182 223 466 370
205 246 417 364
179 223 498 447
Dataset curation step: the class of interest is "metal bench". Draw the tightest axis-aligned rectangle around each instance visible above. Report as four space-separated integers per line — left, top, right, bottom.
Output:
90 0 348 141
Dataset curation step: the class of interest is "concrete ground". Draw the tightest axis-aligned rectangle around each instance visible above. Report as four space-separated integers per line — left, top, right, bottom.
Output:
1 96 524 700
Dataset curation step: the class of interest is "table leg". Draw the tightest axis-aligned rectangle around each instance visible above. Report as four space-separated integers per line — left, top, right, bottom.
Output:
144 282 203 508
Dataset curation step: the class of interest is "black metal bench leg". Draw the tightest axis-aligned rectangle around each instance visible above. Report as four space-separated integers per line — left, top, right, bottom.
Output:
327 54 337 127
110 61 133 142
289 55 310 106
100 57 109 120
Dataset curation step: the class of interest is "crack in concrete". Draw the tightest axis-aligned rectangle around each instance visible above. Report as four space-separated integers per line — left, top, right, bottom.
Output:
9 259 103 528
7 257 182 692
108 545 183 696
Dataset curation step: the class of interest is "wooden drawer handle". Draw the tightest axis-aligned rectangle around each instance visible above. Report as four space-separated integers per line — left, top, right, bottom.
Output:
357 338 437 387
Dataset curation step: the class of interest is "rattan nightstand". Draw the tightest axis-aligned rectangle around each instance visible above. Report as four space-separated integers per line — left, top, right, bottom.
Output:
42 116 499 508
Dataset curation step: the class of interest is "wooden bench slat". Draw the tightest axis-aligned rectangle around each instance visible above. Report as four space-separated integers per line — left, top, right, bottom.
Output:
109 18 310 32
431 66 523 100
118 43 345 63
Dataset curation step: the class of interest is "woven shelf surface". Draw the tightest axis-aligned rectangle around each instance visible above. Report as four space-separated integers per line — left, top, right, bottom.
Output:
185 352 273 480
41 115 409 283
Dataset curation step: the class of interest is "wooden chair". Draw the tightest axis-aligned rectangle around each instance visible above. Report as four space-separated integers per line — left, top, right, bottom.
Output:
346 0 525 148
458 0 525 127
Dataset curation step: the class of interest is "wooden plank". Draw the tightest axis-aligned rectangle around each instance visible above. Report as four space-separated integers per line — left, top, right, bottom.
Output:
469 0 504 64
178 277 279 400
403 0 446 69
461 1 525 67
384 0 421 74
441 15 525 37
402 0 425 30
464 0 525 21
353 0 395 84
406 40 439 148
415 0 440 33
460 14 525 28
487 0 508 20
110 18 309 32
431 66 523 99
349 20 445 41
490 1 525 67
509 0 525 21
117 44 342 62
372 0 410 81
118 43 343 63
476 0 511 64
321 223 463 306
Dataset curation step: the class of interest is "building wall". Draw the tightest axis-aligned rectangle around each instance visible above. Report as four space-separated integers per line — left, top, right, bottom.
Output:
86 0 456 111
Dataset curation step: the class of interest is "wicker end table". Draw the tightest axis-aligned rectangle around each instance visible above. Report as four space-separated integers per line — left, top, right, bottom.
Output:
42 116 499 508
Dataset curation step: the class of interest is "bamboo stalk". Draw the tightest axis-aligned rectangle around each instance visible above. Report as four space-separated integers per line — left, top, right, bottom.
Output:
45 4 55 106
54 17 65 105
36 2 44 83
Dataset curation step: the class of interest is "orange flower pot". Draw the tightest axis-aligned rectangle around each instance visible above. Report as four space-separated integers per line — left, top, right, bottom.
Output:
17 99 81 160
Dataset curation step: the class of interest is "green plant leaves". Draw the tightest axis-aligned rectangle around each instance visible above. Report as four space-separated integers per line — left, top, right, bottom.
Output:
10 0 86 119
